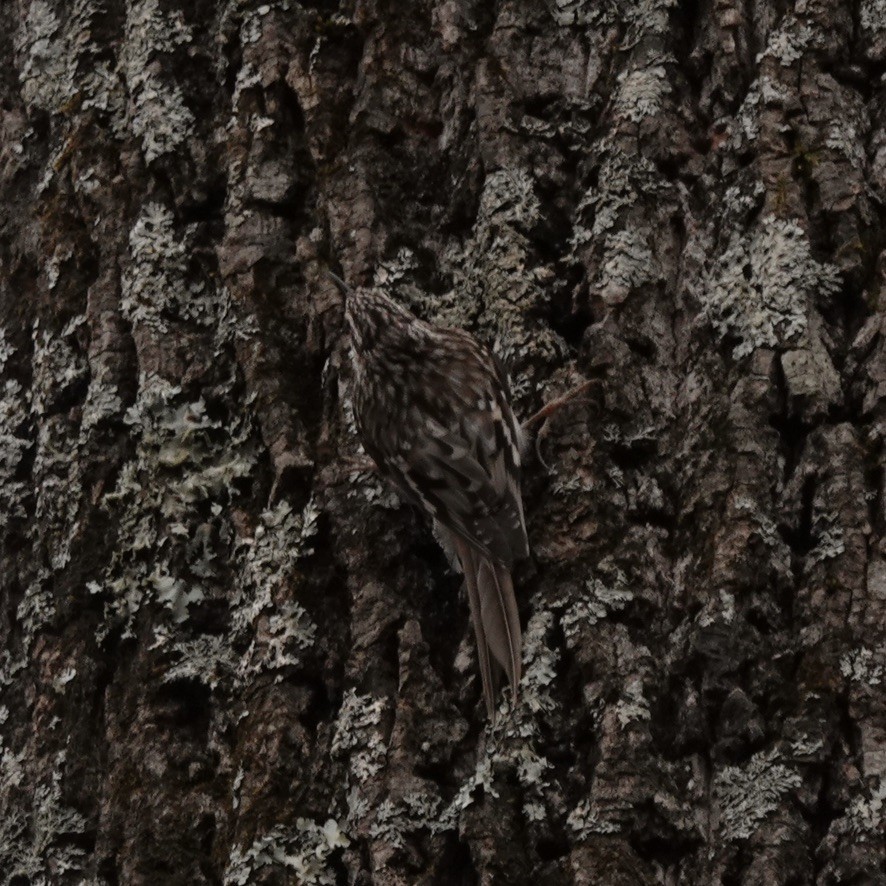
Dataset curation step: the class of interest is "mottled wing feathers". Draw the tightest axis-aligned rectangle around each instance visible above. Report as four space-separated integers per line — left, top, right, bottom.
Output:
361 328 528 567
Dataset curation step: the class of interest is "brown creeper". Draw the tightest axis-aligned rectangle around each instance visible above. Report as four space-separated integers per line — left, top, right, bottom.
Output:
330 272 527 720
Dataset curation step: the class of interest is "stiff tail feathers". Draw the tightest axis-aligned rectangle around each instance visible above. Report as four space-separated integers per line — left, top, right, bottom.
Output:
453 537 521 721
461 546 498 720
476 558 522 705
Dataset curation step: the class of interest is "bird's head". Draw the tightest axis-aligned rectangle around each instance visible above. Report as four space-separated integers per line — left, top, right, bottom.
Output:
328 271 419 355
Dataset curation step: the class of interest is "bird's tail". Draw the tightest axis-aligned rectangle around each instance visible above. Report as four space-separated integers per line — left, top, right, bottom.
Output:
455 538 522 721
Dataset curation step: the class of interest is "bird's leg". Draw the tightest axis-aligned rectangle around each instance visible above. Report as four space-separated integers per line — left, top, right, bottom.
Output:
522 379 598 431
523 379 599 472
341 454 378 476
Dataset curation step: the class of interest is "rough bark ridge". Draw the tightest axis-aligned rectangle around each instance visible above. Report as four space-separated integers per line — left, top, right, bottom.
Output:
1 0 885 883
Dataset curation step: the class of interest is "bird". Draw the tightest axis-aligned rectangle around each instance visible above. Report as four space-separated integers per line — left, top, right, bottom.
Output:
329 270 528 721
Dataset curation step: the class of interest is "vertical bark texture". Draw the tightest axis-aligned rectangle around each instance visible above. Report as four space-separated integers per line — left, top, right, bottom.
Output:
1 0 885 883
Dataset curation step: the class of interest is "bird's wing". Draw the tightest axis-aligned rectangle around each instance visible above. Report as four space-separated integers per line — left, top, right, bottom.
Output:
371 343 528 567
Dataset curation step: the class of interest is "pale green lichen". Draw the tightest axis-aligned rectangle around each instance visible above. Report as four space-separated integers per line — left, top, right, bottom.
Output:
808 513 846 564
370 792 442 849
567 798 621 838
728 76 790 152
30 316 87 419
224 818 349 886
0 752 89 883
332 691 394 852
231 767 245 810
17 0 84 112
549 0 597 26
85 198 259 647
0 654 26 692
825 119 866 167
0 329 14 372
614 65 671 124
15 0 126 184
840 646 885 686
557 562 634 647
90 376 257 641
440 168 564 380
549 468 596 498
333 690 389 788
572 148 665 245
732 496 791 573
122 0 195 163
552 0 675 34
596 228 658 306
27 316 93 573
0 365 30 530
861 0 886 36
51 667 76 693
844 780 886 842
757 14 813 66
438 606 558 831
230 499 319 682
702 216 841 359
15 570 54 654
615 677 651 727
697 589 736 628
724 180 766 221
123 203 248 346
121 203 189 333
570 145 666 307
713 747 801 840
77 194 296 692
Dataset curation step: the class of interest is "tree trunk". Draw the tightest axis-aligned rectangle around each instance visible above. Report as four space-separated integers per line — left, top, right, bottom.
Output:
1 0 884 883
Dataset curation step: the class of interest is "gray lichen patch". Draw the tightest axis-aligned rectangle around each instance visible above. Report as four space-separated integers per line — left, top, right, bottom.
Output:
713 747 801 840
151 631 237 690
572 148 666 246
567 797 621 838
90 375 258 641
15 569 54 655
15 1 71 113
15 0 125 150
807 512 847 565
122 0 195 163
757 13 814 66
369 791 442 849
570 145 668 307
17 0 89 113
840 646 885 687
0 752 89 883
552 0 676 35
613 64 671 124
24 316 91 586
861 0 886 35
614 677 651 728
439 168 565 381
0 364 30 530
843 780 886 842
596 228 658 307
333 690 388 785
438 606 559 832
224 817 349 886
702 215 841 359
556 562 634 648
122 203 192 334
230 499 320 682
727 76 790 154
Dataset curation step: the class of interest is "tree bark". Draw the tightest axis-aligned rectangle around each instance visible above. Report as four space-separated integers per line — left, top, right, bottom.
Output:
1 0 884 883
